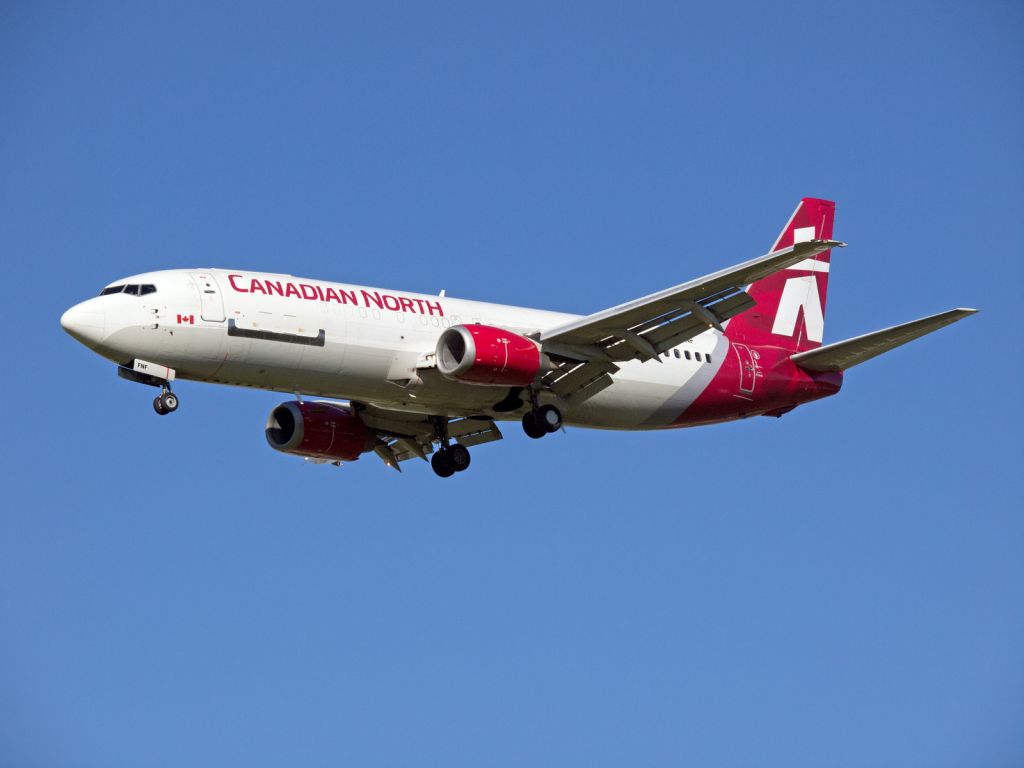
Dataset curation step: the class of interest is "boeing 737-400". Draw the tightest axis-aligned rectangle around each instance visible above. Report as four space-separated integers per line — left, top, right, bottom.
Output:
60 198 976 477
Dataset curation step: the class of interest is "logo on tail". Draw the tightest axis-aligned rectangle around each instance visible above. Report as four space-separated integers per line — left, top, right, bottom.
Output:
725 197 836 352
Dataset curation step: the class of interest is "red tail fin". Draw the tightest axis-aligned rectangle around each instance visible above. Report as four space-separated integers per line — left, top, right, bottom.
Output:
726 198 836 352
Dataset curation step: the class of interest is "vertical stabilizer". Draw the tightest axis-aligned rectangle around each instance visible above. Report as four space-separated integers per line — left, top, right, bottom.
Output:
727 198 836 352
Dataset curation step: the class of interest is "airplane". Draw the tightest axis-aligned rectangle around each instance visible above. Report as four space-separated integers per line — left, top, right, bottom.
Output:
60 198 976 477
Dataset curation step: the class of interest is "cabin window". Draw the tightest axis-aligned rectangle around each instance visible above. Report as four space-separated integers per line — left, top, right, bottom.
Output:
139 284 157 295
684 350 691 360
695 352 702 361
100 285 124 296
706 354 712 364
123 284 140 295
673 349 680 359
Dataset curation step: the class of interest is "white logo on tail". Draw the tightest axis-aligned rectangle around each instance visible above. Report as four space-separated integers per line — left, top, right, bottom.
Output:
772 276 824 342
793 226 816 243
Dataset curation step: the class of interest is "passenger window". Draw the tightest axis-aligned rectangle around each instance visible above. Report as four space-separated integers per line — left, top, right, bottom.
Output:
140 284 157 295
123 284 140 296
673 349 680 359
695 352 702 362
100 285 124 296
684 350 691 360
706 354 712 364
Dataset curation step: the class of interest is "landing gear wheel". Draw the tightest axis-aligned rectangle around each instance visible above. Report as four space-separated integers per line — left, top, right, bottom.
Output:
153 395 168 415
522 411 547 439
431 450 456 478
537 404 562 433
159 391 179 413
448 443 471 472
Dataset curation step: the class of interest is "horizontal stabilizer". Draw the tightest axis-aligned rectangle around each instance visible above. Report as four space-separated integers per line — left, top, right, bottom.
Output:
790 308 978 372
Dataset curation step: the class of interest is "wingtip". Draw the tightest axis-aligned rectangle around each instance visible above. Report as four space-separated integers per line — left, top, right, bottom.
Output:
954 307 980 314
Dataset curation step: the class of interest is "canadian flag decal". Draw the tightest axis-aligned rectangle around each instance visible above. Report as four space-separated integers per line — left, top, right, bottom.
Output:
177 314 195 324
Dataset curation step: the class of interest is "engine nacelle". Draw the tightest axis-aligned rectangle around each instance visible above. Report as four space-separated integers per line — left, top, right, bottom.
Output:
265 401 373 462
436 324 543 386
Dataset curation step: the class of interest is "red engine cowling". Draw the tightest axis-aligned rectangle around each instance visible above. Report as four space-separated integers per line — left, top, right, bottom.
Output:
435 324 542 386
265 401 373 461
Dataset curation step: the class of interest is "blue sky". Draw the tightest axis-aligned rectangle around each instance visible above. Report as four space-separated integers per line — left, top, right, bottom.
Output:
2 2 1022 765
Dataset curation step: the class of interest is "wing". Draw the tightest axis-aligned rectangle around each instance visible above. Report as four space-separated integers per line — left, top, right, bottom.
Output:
790 308 977 372
353 401 503 472
536 239 844 403
541 239 844 356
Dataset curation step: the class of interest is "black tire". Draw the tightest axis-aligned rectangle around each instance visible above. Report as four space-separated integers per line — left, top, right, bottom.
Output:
522 411 547 439
159 391 179 413
448 443 471 472
153 396 168 415
431 450 456 478
537 404 562 433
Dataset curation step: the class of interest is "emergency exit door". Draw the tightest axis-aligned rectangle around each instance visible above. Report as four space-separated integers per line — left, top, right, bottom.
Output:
190 272 226 322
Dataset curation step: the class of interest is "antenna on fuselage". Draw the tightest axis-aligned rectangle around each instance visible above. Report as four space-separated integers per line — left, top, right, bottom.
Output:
439 289 445 297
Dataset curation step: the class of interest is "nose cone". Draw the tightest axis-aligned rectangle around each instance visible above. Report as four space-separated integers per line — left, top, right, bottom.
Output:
60 298 106 348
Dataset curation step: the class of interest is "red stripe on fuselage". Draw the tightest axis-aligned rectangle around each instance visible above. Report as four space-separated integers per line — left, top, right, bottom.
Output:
675 343 842 426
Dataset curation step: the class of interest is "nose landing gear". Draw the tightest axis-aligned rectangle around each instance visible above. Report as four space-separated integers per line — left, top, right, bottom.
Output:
152 387 179 415
118 361 180 416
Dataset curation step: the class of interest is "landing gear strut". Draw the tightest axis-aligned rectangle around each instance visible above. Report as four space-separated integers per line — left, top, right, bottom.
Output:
430 417 472 477
152 386 179 416
522 390 562 439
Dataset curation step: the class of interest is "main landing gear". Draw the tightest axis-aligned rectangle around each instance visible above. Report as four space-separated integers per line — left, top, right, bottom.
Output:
431 443 471 478
522 403 562 439
430 417 472 478
152 386 179 416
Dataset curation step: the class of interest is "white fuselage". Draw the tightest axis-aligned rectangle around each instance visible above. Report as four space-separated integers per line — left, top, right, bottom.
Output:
63 268 729 429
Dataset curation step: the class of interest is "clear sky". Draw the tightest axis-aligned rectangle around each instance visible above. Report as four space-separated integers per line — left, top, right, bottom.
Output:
1 2 1021 765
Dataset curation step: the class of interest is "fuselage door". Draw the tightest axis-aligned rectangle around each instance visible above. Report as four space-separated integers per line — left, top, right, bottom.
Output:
733 342 756 394
190 272 226 322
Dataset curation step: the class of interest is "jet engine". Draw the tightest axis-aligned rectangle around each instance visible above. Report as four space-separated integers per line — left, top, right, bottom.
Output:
436 324 545 386
265 400 373 462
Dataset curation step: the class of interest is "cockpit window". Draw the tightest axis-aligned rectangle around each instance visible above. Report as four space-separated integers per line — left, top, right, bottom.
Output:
100 283 157 296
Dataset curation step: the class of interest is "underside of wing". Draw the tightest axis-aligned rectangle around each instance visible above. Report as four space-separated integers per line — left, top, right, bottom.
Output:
353 401 503 471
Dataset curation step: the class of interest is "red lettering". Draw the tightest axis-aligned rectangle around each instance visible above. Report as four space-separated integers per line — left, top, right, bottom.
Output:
250 279 267 295
382 294 401 311
398 297 415 313
324 287 341 303
227 274 248 293
361 290 384 309
315 285 325 301
339 289 357 305
425 300 444 317
300 284 318 300
284 282 301 299
265 280 284 297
